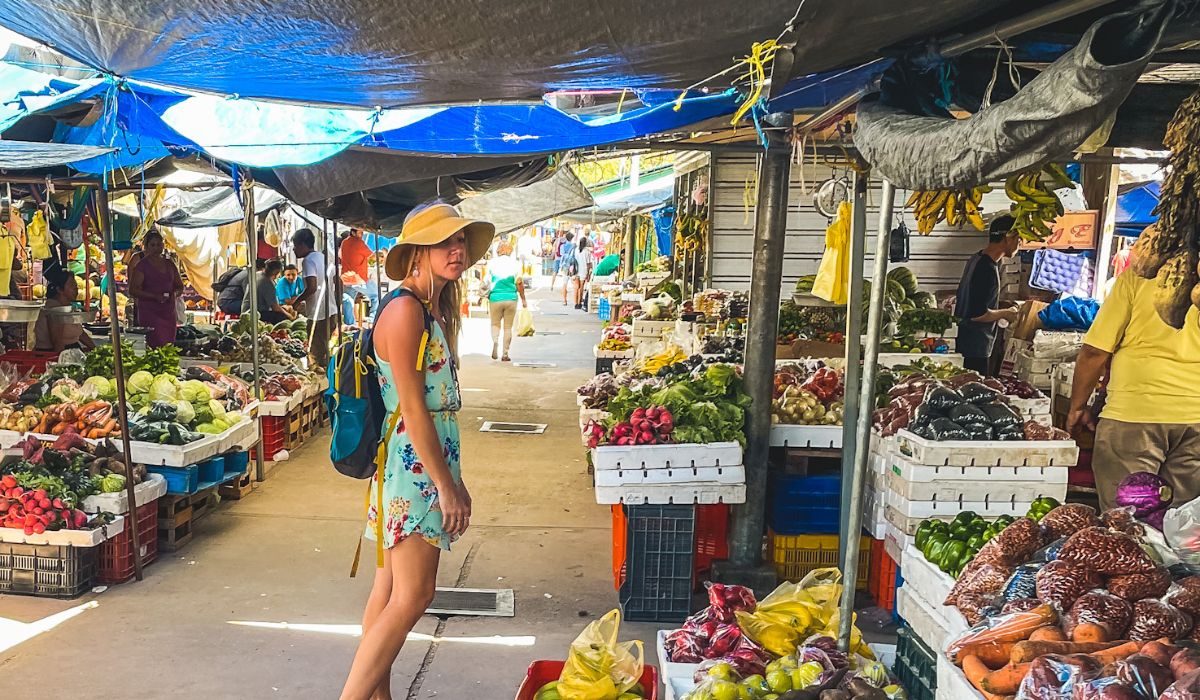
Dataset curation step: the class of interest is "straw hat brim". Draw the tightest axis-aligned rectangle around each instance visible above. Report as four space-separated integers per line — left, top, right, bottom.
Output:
385 217 495 281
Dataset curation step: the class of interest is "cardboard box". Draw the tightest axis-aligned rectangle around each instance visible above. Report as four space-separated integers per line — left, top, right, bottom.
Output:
1019 210 1099 250
1010 300 1049 341
789 339 847 359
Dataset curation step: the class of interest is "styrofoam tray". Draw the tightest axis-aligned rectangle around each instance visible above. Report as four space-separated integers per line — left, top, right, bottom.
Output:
769 424 842 449
257 394 299 417
127 431 225 467
901 545 956 620
1016 351 1058 375
894 429 1079 467
595 483 746 505
594 465 745 487
886 459 1068 503
592 442 742 470
0 513 124 546
870 431 895 458
936 652 983 700
1006 396 1051 416
222 417 261 451
657 629 701 700
632 319 674 335
885 497 1033 536
592 346 635 359
83 473 167 514
884 522 909 564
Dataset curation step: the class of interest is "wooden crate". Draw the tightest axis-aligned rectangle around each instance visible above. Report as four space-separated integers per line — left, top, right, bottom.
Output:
218 472 253 500
156 486 218 552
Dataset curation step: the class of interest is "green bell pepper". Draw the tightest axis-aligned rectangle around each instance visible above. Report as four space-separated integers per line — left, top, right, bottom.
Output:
966 533 985 550
939 540 967 574
1027 496 1060 522
929 520 950 536
914 519 937 550
952 511 979 527
950 523 971 540
924 534 951 565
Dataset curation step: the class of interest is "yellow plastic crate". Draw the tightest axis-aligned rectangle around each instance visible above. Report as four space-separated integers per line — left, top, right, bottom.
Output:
768 532 870 590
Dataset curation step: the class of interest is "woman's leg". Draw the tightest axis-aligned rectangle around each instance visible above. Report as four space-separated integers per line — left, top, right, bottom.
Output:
360 549 394 700
501 301 517 358
487 300 503 359
340 537 440 700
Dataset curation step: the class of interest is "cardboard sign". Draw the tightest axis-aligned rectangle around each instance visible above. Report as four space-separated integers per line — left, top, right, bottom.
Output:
1019 210 1099 250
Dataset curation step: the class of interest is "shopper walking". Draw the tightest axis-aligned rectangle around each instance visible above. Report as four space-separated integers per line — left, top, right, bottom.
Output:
339 202 493 700
1068 249 1200 510
516 228 541 278
573 234 593 310
128 229 184 347
485 241 527 361
291 228 339 369
953 215 1021 375
553 231 573 294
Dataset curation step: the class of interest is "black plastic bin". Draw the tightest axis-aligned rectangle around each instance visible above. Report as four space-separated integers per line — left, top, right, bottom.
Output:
894 624 937 700
619 504 695 623
0 541 97 599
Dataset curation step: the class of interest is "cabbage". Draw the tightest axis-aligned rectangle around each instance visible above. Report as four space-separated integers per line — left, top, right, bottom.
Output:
174 400 196 426
179 380 211 404
225 410 244 425
128 370 154 394
101 473 126 493
208 399 227 421
83 376 115 400
212 418 230 432
193 403 214 425
1116 472 1174 528
149 374 178 403
51 382 79 403
195 422 222 434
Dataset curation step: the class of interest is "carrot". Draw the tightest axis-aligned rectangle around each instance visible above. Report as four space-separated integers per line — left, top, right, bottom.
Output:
1088 641 1141 666
32 416 49 433
1010 640 1128 664
50 422 67 435
956 641 1018 669
76 400 105 414
1030 626 1067 642
962 655 1011 700
948 604 1057 662
1072 622 1109 643
981 662 1032 695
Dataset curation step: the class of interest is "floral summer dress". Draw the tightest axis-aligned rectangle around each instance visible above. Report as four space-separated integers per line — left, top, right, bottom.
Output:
364 319 462 550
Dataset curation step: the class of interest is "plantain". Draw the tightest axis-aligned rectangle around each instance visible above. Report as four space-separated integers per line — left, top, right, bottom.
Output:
945 191 960 227
905 190 922 208
1153 249 1198 329
1043 163 1074 190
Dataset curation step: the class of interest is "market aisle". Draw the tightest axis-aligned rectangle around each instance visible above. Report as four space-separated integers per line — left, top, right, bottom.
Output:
0 283 645 698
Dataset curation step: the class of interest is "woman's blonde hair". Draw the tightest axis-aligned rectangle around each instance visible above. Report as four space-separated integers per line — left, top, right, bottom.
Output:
388 244 464 360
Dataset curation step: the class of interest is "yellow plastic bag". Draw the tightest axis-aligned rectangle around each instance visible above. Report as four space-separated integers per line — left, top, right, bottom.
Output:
27 211 51 260
811 201 851 304
558 609 644 700
515 307 535 337
736 567 846 657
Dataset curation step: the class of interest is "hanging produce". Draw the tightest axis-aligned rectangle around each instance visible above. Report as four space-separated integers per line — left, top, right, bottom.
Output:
906 185 991 235
1005 165 1071 241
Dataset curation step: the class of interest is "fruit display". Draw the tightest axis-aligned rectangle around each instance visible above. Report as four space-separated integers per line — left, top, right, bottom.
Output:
933 500 1200 699
636 256 670 274
638 345 690 374
534 609 648 700
599 325 633 352
772 366 845 426
906 185 991 235
1005 164 1071 241
639 295 676 321
778 301 846 344
699 336 744 364
915 513 1018 578
578 373 621 410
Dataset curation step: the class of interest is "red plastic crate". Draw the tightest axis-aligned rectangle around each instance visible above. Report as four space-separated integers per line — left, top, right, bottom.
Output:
867 538 899 613
514 660 658 700
694 503 730 581
0 350 59 375
252 416 288 461
97 499 159 584
611 505 626 590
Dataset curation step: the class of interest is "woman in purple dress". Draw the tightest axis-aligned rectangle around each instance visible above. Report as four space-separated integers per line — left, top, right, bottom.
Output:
129 230 183 347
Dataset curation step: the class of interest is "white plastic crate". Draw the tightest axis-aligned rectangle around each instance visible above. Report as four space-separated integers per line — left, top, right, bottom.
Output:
595 483 746 505
896 587 953 654
657 629 701 700
884 522 909 564
900 545 957 621
594 465 745 487
83 473 167 514
221 416 260 451
877 352 963 368
886 496 1033 536
886 457 1068 503
632 319 674 338
0 513 124 546
127 431 225 467
864 486 888 539
937 653 984 700
1007 396 1051 417
591 442 743 470
769 423 842 449
894 429 1079 467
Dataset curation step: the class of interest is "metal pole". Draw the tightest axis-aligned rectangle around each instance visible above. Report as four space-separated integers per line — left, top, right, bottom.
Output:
622 217 635 280
728 112 792 568
837 180 895 651
936 0 1114 59
96 189 143 581
838 173 869 543
243 183 264 482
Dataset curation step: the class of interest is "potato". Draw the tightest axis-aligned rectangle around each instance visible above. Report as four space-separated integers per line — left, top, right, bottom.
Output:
1141 640 1180 668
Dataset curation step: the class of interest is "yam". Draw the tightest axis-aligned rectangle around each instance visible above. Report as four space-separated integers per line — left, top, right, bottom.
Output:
1154 249 1198 329
1172 648 1200 680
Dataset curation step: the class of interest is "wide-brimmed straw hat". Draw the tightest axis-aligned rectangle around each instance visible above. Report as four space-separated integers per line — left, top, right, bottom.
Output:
385 202 494 280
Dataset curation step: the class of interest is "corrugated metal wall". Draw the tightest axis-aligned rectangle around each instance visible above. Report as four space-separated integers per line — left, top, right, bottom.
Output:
710 153 1011 297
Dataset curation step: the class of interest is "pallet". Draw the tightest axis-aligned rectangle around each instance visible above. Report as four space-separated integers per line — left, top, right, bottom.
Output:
218 472 253 500
156 487 217 552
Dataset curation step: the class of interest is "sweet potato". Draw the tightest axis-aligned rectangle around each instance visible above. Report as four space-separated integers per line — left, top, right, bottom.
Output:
1011 640 1129 664
948 603 1058 662
1090 641 1142 667
1074 623 1111 643
982 662 1032 695
1172 648 1200 680
1141 639 1181 668
1030 626 1067 642
956 641 1018 669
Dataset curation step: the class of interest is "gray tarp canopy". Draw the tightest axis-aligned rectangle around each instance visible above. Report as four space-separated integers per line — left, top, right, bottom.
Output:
455 166 593 236
155 186 288 229
0 140 114 170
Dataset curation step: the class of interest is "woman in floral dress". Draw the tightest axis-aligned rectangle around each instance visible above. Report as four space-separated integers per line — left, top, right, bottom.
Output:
340 203 494 700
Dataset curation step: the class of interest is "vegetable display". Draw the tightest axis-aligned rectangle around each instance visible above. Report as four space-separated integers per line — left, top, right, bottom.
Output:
599 363 749 446
915 513 1017 578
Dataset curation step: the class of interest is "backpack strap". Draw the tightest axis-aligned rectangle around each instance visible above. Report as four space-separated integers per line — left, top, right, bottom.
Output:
349 408 404 578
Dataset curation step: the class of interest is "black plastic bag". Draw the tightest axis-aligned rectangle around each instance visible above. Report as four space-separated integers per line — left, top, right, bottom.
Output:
959 381 1002 405
930 417 971 441
1002 564 1043 602
949 404 990 427
924 385 965 411
980 402 1023 429
963 423 994 441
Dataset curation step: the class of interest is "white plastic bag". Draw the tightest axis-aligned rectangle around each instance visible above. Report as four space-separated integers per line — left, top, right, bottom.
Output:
1164 497 1200 569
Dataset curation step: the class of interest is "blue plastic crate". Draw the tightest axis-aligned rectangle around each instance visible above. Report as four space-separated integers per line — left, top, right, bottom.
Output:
147 464 199 495
223 451 250 477
597 298 612 321
769 473 840 534
197 457 225 485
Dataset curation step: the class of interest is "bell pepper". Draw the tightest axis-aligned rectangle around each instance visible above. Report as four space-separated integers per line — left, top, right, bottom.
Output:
939 540 967 574
914 519 937 550
1027 496 1060 521
952 511 979 528
929 520 950 536
950 523 971 541
966 533 985 551
968 519 988 535
923 534 950 564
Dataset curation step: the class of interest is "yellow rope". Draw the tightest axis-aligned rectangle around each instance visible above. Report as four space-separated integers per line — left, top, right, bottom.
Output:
730 40 780 126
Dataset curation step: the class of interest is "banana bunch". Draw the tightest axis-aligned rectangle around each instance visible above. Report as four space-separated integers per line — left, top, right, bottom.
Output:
906 186 990 235
1006 165 1072 240
640 347 688 374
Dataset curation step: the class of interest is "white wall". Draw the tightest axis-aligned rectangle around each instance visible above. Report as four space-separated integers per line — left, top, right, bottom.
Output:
710 154 1011 296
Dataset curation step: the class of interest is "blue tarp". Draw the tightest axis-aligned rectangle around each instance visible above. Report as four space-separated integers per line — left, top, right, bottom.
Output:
0 59 886 173
1114 181 1160 237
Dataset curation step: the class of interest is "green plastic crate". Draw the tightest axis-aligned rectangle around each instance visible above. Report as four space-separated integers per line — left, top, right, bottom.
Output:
894 625 936 700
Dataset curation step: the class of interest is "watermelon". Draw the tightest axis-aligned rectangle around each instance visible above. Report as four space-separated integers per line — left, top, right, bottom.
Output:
888 267 920 297
291 318 309 332
885 279 907 303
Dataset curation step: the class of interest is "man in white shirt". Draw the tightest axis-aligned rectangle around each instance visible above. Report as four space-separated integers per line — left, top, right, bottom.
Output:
291 228 339 369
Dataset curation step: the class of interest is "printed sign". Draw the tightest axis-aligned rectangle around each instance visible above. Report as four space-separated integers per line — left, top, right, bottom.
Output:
1020 210 1099 250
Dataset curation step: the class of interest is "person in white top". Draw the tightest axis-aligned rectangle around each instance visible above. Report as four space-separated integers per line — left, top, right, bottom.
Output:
515 229 541 277
572 235 593 310
291 227 340 369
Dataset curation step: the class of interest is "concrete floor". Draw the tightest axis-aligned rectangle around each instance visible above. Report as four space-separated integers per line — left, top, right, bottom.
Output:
0 282 894 698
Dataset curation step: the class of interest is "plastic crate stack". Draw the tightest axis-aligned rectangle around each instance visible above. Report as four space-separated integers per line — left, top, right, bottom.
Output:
617 504 696 623
893 625 937 700
591 442 746 506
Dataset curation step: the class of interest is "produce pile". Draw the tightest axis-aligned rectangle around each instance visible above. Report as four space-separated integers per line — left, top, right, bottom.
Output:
635 256 670 274
578 373 621 410
233 367 311 401
638 294 676 321
699 336 744 364
913 502 1057 579
530 609 648 700
590 363 750 446
906 185 991 234
598 325 633 352
0 435 143 535
206 317 308 366
773 365 845 426
661 573 899 700
1133 87 1200 329
939 499 1200 699
872 370 1063 441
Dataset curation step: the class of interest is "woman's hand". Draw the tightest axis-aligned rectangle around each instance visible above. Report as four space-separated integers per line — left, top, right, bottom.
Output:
437 481 471 538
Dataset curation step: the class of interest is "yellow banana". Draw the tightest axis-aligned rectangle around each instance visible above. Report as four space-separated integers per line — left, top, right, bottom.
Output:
905 190 922 208
945 191 959 227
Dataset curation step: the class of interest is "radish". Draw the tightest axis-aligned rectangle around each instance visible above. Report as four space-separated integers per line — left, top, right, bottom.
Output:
640 431 654 444
646 407 661 422
74 511 87 528
33 489 46 501
631 408 646 421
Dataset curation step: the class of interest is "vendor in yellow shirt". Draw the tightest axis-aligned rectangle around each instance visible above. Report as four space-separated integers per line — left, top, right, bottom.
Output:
1069 255 1200 509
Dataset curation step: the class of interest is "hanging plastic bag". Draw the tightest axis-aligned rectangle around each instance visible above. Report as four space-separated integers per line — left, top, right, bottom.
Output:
515 307 535 337
811 201 851 304
27 211 51 260
558 609 644 700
